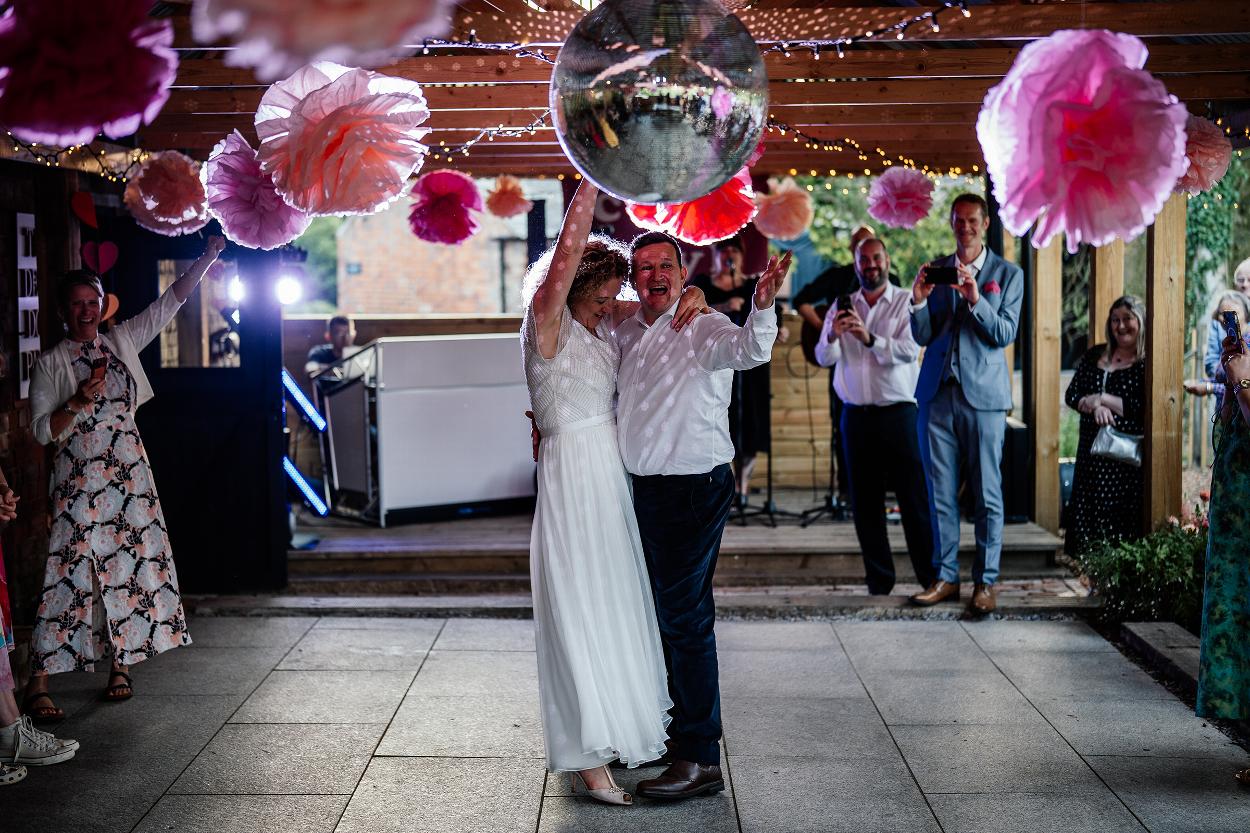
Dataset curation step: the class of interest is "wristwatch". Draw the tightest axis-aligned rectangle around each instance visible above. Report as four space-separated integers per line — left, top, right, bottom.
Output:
61 402 78 416
1234 378 1250 394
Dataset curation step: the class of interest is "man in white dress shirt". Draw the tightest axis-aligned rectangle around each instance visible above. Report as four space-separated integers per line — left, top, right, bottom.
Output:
814 238 934 595
615 230 787 801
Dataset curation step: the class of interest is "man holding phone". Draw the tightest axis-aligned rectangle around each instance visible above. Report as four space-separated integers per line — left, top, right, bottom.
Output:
814 238 934 594
908 194 1024 614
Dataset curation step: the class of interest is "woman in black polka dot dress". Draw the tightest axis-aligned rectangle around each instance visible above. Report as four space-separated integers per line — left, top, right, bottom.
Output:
1063 296 1147 556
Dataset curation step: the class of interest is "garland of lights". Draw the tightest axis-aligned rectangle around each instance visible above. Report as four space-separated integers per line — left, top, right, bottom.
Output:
761 1 972 60
4 130 148 183
430 110 552 162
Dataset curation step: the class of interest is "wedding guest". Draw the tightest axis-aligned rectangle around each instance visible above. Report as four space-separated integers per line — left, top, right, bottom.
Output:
623 232 788 800
814 238 933 593
1197 329 1250 786
690 236 787 504
794 225 892 512
305 314 357 375
1063 297 1147 556
909 194 1024 614
1189 291 1250 398
0 459 79 784
22 237 225 719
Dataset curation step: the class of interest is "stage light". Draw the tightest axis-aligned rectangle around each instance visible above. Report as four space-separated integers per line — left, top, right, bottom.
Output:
275 274 303 305
230 309 240 325
284 456 328 516
227 277 246 303
282 369 327 432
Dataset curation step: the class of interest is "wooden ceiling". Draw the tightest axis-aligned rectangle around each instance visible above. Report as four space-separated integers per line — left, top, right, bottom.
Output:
142 0 1250 176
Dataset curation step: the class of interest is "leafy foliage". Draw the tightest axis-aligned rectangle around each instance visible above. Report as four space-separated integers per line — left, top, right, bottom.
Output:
1077 522 1207 631
293 216 343 308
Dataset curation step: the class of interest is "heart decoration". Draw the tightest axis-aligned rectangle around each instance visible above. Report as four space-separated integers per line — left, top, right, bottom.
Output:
81 241 118 275
71 192 98 229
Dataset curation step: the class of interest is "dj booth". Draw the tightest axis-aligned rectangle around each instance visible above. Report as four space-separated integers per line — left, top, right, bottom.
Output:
312 334 537 526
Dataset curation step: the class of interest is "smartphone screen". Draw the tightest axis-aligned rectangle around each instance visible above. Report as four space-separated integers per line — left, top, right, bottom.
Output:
1222 310 1242 344
925 266 959 285
90 358 106 382
835 295 853 313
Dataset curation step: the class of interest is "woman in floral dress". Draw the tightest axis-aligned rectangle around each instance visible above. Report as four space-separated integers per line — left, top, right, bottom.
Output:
22 237 225 718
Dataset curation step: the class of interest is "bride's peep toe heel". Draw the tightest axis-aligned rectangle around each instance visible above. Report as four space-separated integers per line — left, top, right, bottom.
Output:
570 770 633 805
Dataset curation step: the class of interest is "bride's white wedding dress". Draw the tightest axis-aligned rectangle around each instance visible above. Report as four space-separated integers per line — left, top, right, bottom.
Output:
522 305 672 772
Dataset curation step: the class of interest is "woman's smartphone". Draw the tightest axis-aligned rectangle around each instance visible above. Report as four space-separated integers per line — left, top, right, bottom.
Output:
1222 309 1242 344
925 266 960 285
90 358 106 382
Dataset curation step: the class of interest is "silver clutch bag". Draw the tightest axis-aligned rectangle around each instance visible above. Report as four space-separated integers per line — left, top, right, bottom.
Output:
1090 425 1143 467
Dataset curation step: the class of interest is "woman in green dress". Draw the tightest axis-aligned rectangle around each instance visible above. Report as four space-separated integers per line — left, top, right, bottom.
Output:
1197 329 1250 785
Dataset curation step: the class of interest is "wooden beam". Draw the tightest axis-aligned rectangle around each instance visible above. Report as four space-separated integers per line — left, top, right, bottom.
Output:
1145 193 1187 531
1029 235 1063 534
449 2 1250 46
170 44 1250 87
1001 233 1018 410
1089 239 1125 346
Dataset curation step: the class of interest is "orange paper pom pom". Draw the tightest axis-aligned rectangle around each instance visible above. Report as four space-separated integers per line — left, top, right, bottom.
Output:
753 178 814 240
486 175 534 219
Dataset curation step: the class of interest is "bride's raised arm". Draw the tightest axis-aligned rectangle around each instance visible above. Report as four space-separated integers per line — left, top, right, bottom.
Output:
531 179 599 359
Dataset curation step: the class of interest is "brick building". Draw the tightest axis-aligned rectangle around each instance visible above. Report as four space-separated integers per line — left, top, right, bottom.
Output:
337 178 565 315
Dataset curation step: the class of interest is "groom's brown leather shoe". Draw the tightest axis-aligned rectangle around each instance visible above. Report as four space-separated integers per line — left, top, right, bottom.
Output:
909 580 960 606
636 760 724 800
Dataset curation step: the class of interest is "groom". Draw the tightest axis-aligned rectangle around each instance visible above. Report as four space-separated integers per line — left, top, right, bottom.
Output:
615 231 788 800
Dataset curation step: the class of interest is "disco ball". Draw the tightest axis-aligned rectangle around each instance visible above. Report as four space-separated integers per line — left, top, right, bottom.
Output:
550 0 768 204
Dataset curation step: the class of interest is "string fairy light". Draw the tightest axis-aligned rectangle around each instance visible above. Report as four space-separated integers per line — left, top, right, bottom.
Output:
3 130 149 182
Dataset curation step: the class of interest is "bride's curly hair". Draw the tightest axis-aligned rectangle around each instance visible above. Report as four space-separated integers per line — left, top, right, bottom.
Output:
521 234 629 309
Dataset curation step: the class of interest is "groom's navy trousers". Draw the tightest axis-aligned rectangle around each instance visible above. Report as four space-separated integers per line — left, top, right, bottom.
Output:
632 463 735 766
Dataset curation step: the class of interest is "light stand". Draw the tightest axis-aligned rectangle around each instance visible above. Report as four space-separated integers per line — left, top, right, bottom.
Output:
799 368 848 527
733 354 801 528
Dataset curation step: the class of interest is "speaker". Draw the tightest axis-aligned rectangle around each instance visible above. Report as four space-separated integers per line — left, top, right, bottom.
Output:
1001 416 1031 523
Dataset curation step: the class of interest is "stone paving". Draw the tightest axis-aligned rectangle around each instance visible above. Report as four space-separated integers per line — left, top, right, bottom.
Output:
3 617 1249 833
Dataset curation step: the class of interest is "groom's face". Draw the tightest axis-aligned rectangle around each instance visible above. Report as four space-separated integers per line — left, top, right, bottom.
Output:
633 242 687 320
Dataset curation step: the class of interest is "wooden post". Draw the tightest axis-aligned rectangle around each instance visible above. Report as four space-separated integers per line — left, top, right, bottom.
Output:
1089 238 1125 345
1029 236 1063 534
1001 234 1018 396
1145 193 1187 530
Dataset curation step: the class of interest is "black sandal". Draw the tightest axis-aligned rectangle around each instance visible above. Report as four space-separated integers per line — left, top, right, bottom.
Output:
101 670 133 702
21 691 65 723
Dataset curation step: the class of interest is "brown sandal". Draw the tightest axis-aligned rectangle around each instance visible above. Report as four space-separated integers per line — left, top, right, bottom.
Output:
101 670 133 702
21 692 65 723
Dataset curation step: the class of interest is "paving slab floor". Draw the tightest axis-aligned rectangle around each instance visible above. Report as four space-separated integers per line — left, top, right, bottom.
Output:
3 617 1248 833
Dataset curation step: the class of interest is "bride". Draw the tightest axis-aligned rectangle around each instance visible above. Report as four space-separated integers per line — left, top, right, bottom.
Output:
521 179 705 805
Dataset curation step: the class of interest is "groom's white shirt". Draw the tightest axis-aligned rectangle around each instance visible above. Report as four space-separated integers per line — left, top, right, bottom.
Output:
613 296 777 476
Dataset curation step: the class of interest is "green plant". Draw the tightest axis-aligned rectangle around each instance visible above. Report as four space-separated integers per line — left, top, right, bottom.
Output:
1077 522 1207 632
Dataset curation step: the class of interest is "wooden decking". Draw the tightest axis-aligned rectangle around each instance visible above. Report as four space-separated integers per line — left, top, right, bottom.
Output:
288 500 1066 596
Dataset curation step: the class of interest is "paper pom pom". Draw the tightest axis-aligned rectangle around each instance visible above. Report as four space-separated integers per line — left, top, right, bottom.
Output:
192 0 455 83
256 62 431 217
408 169 483 245
627 167 756 246
485 175 533 219
0 0 177 145
754 178 814 240
203 131 311 250
1176 115 1232 195
124 151 210 237
866 168 935 230
977 29 1188 253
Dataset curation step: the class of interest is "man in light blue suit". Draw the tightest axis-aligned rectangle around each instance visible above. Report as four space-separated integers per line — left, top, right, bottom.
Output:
907 194 1024 614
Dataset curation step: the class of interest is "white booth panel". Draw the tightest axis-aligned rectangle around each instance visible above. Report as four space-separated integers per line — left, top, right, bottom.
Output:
377 333 524 390
377 385 535 514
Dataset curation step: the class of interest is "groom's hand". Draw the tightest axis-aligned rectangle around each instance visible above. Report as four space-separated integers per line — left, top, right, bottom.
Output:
753 251 792 310
525 410 541 461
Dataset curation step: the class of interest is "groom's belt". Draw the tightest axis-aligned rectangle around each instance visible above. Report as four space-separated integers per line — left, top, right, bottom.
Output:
545 411 614 437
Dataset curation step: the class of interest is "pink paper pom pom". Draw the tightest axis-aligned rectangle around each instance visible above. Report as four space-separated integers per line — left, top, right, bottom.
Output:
866 168 935 230
203 131 311 250
628 167 756 246
754 178 815 240
711 86 734 121
256 62 431 217
192 0 455 83
408 169 484 245
0 0 177 145
1176 115 1232 195
124 151 210 238
485 175 534 219
977 29 1188 253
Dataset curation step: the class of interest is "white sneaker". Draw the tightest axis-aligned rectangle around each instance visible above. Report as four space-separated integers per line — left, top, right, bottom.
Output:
1 716 79 766
0 762 27 785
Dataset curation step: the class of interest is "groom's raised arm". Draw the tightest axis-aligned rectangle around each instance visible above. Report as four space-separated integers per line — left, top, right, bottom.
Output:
693 300 777 371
